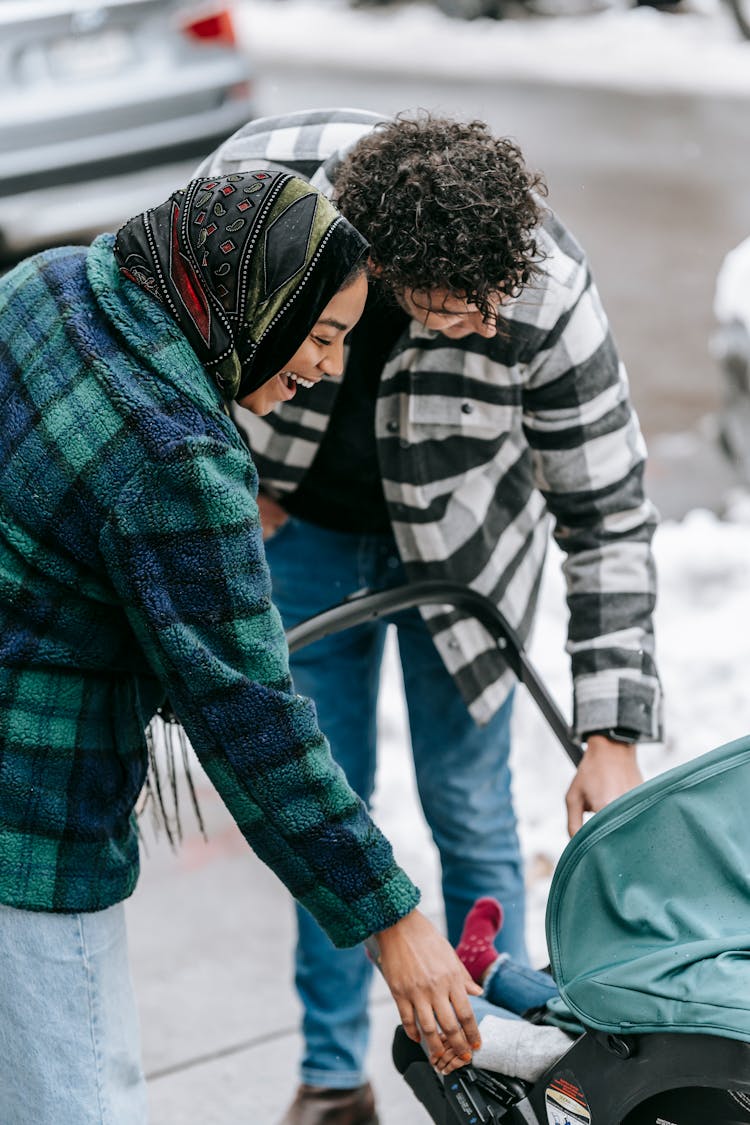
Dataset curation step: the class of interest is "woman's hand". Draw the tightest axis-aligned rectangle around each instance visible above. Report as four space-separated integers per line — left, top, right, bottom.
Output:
374 909 483 1067
431 1033 472 1076
257 492 289 540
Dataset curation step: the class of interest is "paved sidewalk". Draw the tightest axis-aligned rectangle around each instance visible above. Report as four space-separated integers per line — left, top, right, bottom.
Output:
127 779 433 1124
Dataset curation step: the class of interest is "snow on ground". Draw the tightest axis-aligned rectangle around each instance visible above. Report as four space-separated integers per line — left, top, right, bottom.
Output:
715 236 750 330
239 0 750 97
373 504 750 964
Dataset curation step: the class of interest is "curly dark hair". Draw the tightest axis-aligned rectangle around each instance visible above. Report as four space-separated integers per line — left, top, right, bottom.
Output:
334 112 547 322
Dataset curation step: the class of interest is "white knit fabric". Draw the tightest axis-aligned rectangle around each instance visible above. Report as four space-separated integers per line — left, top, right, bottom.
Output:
473 1015 574 1082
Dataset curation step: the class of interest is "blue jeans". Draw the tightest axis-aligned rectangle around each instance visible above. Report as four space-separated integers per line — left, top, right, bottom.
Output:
0 901 147 1124
265 518 527 1089
471 957 560 1025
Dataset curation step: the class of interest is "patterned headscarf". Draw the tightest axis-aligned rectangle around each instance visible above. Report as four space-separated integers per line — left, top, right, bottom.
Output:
113 170 368 400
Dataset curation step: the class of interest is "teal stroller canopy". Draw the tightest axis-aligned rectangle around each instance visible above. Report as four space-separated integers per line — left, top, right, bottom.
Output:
546 733 750 1042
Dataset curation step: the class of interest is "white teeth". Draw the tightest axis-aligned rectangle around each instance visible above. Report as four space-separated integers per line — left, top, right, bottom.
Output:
285 372 315 389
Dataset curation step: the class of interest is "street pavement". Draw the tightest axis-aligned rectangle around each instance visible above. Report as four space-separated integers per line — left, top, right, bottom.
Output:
127 745 436 1124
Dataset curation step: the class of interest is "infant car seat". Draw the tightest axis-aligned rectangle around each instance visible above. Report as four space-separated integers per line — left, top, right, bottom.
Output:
285 581 750 1125
395 732 750 1124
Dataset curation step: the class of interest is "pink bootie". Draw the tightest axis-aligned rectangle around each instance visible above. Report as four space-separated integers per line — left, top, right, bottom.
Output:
455 897 504 984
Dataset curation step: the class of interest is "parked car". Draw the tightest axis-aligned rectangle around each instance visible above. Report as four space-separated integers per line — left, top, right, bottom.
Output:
0 0 257 261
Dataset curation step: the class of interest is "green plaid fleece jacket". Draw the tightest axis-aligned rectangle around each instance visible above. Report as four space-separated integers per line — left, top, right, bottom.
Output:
0 236 419 945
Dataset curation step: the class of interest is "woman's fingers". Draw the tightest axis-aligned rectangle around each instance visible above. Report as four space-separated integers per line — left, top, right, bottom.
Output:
413 998 459 1063
414 985 479 1064
449 983 482 1050
429 990 479 1062
393 996 421 1044
461 964 484 997
435 1046 468 1075
375 908 482 1061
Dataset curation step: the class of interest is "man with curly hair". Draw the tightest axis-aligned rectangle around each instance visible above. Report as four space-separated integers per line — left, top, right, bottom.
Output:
199 109 661 1125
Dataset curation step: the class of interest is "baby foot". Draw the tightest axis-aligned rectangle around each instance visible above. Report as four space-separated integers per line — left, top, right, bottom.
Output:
455 897 504 984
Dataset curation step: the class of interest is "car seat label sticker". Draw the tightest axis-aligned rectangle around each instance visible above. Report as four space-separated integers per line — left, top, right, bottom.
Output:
545 1073 591 1125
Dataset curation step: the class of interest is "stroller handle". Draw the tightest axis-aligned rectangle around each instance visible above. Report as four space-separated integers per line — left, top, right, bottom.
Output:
286 579 583 767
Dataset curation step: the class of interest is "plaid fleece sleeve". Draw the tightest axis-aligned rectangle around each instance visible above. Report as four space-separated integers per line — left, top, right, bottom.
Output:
98 435 419 947
521 244 662 742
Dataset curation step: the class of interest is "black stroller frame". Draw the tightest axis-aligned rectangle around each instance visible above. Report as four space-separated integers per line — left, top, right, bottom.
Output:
288 581 750 1125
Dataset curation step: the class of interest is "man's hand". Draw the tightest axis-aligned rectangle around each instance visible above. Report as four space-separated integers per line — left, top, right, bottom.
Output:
374 909 483 1067
257 491 289 540
566 735 643 836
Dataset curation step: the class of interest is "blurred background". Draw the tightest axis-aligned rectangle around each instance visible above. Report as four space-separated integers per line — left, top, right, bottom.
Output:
4 2 750 1121
4 0 750 509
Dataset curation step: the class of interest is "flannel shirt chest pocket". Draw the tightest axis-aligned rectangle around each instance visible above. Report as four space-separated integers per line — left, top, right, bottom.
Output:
406 390 519 441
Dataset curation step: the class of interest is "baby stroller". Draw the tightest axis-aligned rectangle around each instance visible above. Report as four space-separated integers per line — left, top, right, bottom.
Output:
288 581 750 1125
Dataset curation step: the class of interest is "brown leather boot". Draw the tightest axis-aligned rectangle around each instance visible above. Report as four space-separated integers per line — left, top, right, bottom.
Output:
276 1082 379 1125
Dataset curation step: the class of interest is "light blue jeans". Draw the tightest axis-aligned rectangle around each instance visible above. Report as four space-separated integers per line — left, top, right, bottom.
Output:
471 957 560 1025
265 518 527 1090
0 901 147 1124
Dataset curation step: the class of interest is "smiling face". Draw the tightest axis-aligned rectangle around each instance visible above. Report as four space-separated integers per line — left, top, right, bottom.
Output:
236 272 369 416
398 286 502 340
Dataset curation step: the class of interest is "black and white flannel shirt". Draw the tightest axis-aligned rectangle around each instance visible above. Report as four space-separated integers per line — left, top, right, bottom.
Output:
198 108 662 739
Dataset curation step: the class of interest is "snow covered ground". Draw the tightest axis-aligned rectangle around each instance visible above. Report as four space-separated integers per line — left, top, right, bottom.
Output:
239 0 750 97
